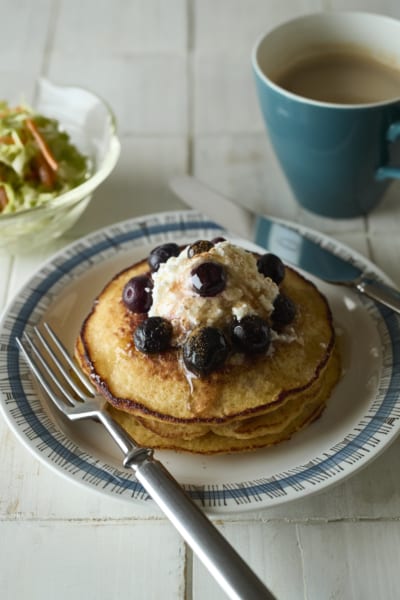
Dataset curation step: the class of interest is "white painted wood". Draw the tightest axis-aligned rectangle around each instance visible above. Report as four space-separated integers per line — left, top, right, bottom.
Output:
69 137 187 238
194 0 322 51
368 183 400 234
0 416 162 521
192 521 304 600
0 520 185 600
47 55 188 136
324 0 400 17
299 208 366 235
193 54 264 134
0 254 12 312
0 0 53 99
1 2 400 600
368 235 400 287
298 521 400 600
54 0 187 54
194 134 299 221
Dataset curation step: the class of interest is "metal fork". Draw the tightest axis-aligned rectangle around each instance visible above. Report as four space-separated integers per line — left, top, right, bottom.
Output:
16 323 275 600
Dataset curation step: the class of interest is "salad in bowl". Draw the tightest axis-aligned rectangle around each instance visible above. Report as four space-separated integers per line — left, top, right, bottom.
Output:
0 79 120 253
0 101 89 214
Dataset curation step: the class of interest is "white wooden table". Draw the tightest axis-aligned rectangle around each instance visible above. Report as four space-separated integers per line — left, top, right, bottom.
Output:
1 1 400 598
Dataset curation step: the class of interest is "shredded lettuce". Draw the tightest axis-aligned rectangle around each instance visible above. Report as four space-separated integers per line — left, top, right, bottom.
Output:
0 102 89 215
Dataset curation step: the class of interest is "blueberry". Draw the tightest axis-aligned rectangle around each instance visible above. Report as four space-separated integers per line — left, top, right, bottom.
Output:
271 294 296 327
210 236 226 244
190 261 227 297
122 274 153 313
187 240 214 258
148 243 180 272
257 253 285 285
134 317 172 353
183 327 229 375
231 315 271 354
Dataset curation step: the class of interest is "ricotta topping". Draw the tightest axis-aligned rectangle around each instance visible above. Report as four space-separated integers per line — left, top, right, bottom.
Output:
148 241 280 344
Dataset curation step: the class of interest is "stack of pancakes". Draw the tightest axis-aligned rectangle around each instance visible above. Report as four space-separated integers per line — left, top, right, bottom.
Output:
76 251 341 454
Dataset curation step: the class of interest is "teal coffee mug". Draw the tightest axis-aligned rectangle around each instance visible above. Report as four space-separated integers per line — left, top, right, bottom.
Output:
252 12 400 218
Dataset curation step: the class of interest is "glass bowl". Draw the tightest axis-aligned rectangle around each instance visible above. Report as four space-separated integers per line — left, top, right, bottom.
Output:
0 79 120 254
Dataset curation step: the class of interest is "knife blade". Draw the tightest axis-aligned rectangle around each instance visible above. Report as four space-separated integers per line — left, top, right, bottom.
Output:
170 175 400 315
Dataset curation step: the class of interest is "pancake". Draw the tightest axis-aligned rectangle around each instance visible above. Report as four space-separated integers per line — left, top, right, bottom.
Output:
107 372 333 454
76 239 341 453
128 345 340 442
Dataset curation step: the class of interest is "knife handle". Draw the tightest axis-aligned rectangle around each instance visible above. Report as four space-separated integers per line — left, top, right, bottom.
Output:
128 455 275 600
356 277 400 316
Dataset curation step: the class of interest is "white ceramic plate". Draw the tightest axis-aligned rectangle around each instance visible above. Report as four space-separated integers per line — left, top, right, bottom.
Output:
1 210 399 514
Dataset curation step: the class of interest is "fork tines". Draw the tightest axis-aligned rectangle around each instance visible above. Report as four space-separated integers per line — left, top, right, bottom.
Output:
16 323 95 416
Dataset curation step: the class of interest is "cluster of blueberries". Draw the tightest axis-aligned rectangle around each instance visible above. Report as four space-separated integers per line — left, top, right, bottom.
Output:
122 239 296 376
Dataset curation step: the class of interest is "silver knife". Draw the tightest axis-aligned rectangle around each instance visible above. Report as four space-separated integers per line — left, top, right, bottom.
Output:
170 175 400 316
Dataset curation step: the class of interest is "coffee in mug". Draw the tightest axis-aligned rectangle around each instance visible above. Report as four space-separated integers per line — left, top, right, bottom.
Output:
272 48 400 105
252 12 400 218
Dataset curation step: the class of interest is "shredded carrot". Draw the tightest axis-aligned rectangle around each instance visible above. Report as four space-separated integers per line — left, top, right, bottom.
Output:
35 153 56 188
0 186 8 211
26 117 58 172
0 135 14 144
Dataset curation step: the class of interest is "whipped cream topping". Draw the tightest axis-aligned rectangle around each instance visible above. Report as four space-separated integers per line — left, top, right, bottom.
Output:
148 241 280 344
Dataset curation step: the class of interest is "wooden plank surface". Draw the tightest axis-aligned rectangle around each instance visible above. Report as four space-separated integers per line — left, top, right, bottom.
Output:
1 1 400 599
0 521 185 600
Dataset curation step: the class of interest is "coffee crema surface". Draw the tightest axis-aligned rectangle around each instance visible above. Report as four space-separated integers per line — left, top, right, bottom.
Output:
272 49 400 104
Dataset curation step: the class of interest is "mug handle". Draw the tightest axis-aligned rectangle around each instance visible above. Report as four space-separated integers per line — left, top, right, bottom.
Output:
376 122 400 180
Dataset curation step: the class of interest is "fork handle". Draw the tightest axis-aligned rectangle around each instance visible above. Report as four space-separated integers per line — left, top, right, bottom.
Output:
126 455 275 600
